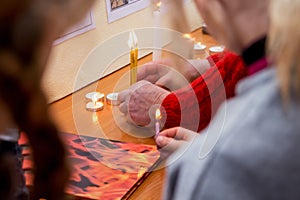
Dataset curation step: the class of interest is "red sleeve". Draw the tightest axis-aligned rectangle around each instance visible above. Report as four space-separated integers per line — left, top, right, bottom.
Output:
161 52 247 132
207 52 225 66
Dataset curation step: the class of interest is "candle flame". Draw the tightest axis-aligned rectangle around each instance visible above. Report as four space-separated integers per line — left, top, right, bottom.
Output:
155 108 162 120
183 34 196 42
156 2 161 8
183 33 191 39
128 30 138 49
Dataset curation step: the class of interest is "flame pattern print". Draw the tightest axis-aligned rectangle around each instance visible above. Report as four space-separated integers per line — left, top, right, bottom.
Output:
19 132 160 200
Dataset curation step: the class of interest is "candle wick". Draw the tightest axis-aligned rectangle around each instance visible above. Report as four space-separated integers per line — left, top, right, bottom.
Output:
92 95 97 106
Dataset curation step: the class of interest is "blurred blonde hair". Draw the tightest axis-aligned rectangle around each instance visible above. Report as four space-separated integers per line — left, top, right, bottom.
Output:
0 0 94 199
268 0 300 102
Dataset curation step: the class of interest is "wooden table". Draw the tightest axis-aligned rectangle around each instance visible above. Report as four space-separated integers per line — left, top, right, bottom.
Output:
49 28 217 200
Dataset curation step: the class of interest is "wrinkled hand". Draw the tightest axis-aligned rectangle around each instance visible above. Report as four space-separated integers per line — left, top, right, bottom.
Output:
155 127 197 159
137 58 210 91
137 60 170 84
118 80 170 126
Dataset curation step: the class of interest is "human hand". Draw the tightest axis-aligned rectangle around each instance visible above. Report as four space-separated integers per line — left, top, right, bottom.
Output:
118 80 170 126
137 60 170 84
137 58 210 91
155 127 197 159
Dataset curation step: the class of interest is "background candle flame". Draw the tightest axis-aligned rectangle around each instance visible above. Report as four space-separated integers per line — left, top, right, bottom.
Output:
183 33 195 42
156 2 161 9
183 33 191 39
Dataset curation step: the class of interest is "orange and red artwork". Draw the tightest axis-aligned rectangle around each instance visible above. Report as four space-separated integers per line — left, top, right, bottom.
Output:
19 132 160 200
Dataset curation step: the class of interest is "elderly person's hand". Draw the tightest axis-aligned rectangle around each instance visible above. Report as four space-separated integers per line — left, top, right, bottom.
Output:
138 58 210 91
155 127 197 159
118 80 170 126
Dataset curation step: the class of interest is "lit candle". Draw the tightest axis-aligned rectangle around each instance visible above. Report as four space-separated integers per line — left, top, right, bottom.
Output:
182 33 195 59
194 42 206 50
86 101 104 112
209 45 225 55
193 42 207 59
128 31 138 85
92 95 97 106
155 108 162 137
153 2 162 61
85 92 105 102
86 95 104 112
106 92 120 106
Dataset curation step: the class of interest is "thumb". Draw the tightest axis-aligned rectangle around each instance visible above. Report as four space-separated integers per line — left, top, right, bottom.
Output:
156 135 184 152
155 71 172 88
155 135 173 149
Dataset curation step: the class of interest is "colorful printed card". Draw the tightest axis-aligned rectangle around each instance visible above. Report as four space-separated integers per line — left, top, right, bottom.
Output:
19 132 161 200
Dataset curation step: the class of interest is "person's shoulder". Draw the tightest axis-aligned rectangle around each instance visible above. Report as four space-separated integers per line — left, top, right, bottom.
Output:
236 67 277 96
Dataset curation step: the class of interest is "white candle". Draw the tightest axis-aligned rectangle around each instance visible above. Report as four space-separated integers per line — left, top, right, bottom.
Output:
182 34 195 59
193 42 207 59
86 101 104 112
153 2 162 61
106 93 120 106
155 108 162 136
194 42 207 50
155 121 160 136
209 46 225 55
85 92 104 102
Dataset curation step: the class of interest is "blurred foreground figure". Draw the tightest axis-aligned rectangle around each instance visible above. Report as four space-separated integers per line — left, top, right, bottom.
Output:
0 0 93 199
160 0 300 199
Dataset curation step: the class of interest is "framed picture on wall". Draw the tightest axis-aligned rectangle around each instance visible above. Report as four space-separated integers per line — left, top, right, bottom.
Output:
54 10 96 45
105 0 150 23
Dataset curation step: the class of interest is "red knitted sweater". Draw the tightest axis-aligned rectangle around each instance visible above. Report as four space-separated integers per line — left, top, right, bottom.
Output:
161 52 247 132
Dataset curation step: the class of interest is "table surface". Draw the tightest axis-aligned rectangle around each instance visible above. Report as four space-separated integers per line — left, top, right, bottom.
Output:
49 28 217 200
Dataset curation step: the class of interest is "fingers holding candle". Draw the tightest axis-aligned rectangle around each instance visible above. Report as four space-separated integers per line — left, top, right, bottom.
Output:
155 127 197 159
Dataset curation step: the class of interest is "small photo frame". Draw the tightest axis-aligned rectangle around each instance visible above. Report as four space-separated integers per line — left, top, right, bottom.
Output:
54 10 96 45
105 0 150 23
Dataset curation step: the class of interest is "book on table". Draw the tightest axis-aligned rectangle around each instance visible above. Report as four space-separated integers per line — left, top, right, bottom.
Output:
19 132 161 200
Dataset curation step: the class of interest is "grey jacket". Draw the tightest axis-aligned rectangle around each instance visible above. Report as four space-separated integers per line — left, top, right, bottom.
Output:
165 67 300 200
